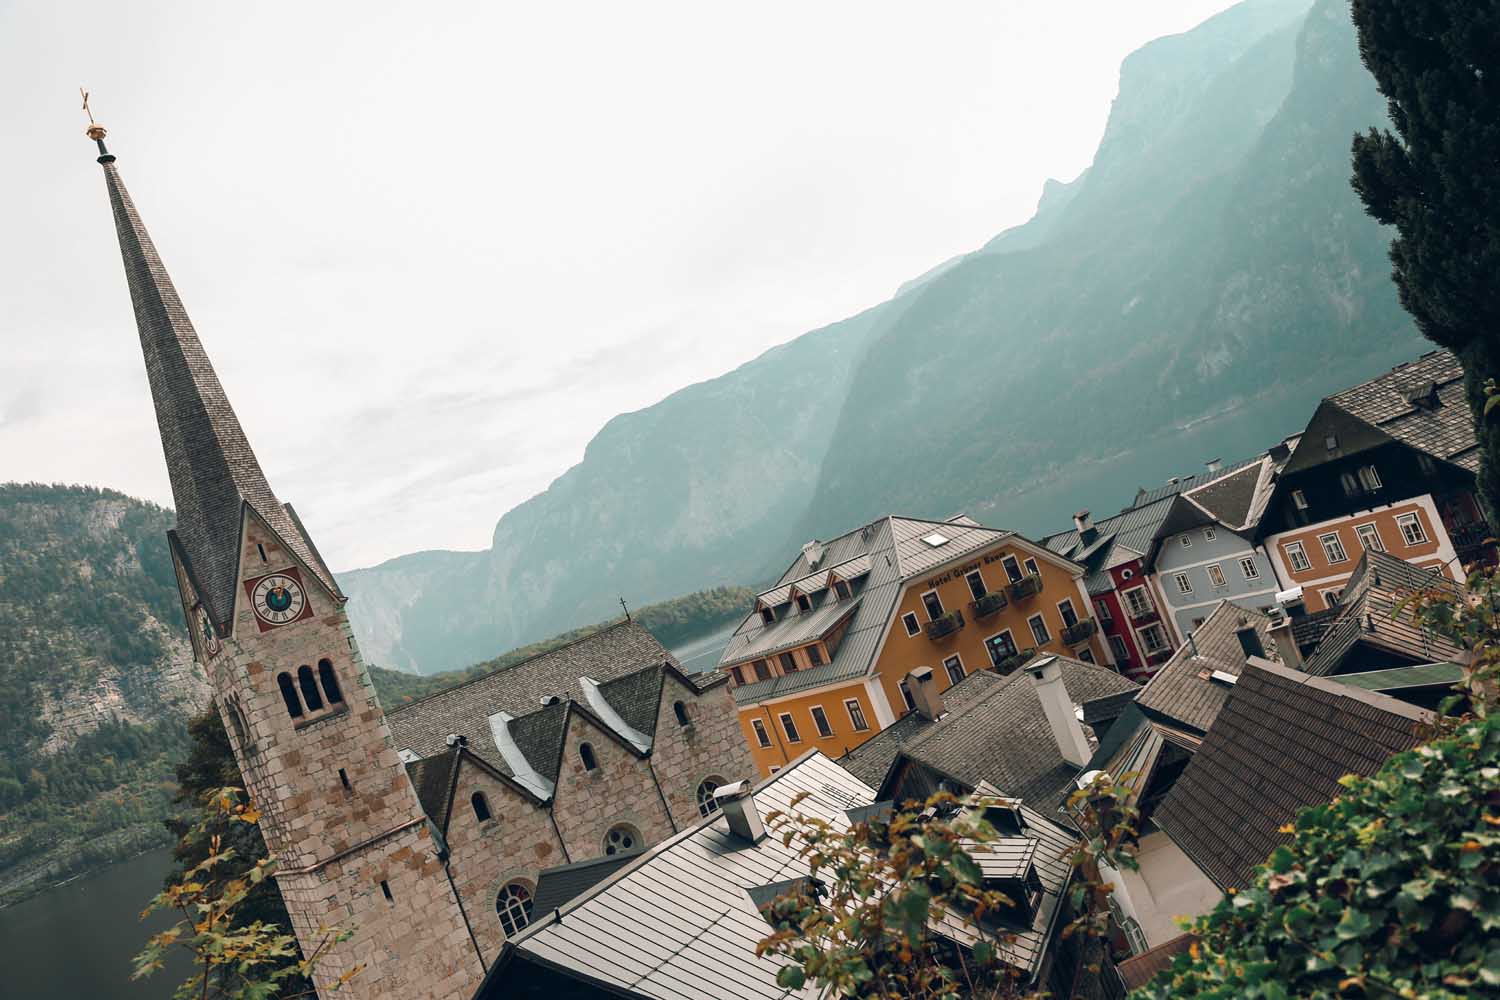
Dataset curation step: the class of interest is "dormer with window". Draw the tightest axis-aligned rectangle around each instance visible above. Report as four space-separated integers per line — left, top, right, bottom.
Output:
757 601 776 626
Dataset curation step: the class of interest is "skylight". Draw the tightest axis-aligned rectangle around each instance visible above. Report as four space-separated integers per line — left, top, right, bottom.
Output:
921 532 950 548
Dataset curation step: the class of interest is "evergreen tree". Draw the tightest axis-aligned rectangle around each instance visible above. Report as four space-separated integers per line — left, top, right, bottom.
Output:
1350 1 1500 523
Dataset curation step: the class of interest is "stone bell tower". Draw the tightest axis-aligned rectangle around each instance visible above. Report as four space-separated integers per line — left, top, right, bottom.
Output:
87 120 486 1000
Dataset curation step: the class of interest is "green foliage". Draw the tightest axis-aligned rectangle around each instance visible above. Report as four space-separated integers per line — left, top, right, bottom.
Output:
1350 0 1500 522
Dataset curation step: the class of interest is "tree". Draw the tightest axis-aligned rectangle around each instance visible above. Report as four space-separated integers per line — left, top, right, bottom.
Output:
134 787 359 999
1349 1 1500 524
1137 558 1500 998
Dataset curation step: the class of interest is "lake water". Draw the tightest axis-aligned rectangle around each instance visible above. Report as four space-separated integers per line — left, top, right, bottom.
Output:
669 621 736 674
0 847 192 1000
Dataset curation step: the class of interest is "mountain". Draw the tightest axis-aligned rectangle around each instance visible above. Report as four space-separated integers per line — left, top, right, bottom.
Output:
0 484 210 902
342 0 1425 675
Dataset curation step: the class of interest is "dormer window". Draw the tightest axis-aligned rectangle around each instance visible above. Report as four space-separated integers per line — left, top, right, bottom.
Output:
1292 489 1309 511
833 579 852 601
759 606 775 626
1358 465 1382 491
795 593 812 613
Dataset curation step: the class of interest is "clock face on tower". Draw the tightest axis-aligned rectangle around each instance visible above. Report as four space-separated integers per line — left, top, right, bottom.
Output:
197 607 221 657
249 572 307 627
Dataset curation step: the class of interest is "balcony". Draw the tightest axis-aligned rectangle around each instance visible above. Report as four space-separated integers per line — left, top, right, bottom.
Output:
994 647 1037 675
969 590 1009 620
1061 619 1097 646
1450 520 1496 562
925 608 966 641
1008 574 1043 601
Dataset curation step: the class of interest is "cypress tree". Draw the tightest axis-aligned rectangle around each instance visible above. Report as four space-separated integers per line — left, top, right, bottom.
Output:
1350 1 1500 524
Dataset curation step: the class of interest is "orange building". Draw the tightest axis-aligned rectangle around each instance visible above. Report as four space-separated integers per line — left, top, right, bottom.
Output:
716 515 1115 776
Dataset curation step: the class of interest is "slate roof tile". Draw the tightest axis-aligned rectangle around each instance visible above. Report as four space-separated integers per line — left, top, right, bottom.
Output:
1324 350 1477 470
1135 601 1277 734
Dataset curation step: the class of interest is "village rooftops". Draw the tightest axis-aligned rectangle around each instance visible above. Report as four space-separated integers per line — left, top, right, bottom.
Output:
476 751 1080 999
1134 600 1278 735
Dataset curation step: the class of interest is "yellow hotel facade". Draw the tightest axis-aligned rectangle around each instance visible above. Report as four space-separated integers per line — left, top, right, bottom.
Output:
716 515 1116 776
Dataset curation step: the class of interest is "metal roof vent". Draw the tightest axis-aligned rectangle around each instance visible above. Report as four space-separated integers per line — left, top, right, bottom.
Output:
1209 670 1238 687
801 539 825 568
714 780 766 844
444 733 467 747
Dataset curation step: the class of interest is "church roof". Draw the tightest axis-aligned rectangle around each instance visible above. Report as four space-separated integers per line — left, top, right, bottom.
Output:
97 145 337 627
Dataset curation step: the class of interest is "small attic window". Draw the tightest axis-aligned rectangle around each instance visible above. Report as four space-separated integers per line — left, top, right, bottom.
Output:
759 606 775 626
833 579 852 601
921 532 950 548
1325 434 1340 451
795 593 812 613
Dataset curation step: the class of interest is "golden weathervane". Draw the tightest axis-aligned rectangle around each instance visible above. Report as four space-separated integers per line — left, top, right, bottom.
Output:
81 87 106 141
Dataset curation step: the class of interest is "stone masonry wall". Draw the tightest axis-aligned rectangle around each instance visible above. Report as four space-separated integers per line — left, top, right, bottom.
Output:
648 674 757 828
550 709 675 862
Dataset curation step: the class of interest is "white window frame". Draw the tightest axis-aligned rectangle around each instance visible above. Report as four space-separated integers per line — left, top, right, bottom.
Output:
1206 563 1227 588
1292 489 1309 511
964 570 987 600
1137 622 1170 656
778 712 801 744
942 654 965 686
1321 587 1344 608
1001 555 1023 583
1203 527 1217 542
844 699 870 732
1122 585 1154 618
898 680 916 712
750 718 771 748
1057 598 1079 628
1355 522 1385 553
1172 572 1193 595
809 705 833 739
1340 472 1361 498
901 611 921 637
1238 556 1260 581
985 629 1019 666
920 590 945 621
1358 465 1382 491
1397 512 1428 546
1023 557 1041 578
1027 613 1050 646
1095 599 1113 623
1284 540 1312 572
1318 531 1349 564
1179 534 1192 548
1109 634 1130 662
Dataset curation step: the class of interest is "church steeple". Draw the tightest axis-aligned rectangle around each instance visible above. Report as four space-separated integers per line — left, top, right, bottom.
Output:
90 125 337 627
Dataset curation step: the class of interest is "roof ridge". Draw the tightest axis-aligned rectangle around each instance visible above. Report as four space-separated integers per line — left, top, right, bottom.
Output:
1328 349 1459 403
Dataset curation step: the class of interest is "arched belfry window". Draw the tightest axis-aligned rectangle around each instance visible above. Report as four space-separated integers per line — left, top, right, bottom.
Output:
579 742 598 772
317 659 344 704
496 882 533 937
673 700 691 727
297 665 324 712
696 777 724 818
471 791 492 823
227 697 251 747
277 673 303 719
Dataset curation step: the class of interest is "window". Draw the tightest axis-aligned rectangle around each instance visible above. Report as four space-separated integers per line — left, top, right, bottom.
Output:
1284 540 1312 572
1397 512 1428 545
317 659 343 704
845 699 870 732
1238 556 1260 580
1109 635 1130 662
277 672 303 719
1355 523 1385 552
750 719 771 748
673 700 691 727
779 712 801 743
1319 532 1349 564
1292 489 1309 511
1027 614 1050 646
380 879 393 902
1191 616 1207 631
965 571 987 600
943 655 965 686
985 630 1018 666
1024 558 1041 578
603 824 641 856
471 791 492 823
1123 587 1153 618
1358 465 1382 491
294 665 324 712
810 705 833 738
729 665 744 685
497 883 534 936
697 778 723 817
1172 573 1193 595
1001 556 1023 583
256 542 268 563
1340 472 1361 497
1203 528 1217 542
1058 599 1079 628
779 652 799 673
1207 563 1227 588
338 768 351 791
921 591 944 620
807 645 824 666
1078 648 1095 664
902 612 921 637
898 681 916 712
921 531 950 547
753 659 771 681
227 698 251 747
1322 588 1344 608
1179 535 1192 548
1138 623 1169 655
1417 452 1437 476
795 593 812 613
579 742 598 772
759 606 775 626
1095 599 1113 624
834 579 852 600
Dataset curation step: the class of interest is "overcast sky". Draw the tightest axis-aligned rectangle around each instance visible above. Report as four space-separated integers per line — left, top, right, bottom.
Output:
2 1 1239 570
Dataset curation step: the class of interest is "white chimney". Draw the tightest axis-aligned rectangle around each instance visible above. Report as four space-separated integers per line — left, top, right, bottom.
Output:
1073 510 1093 534
714 780 766 843
906 666 945 721
1025 656 1092 767
1267 616 1303 670
801 540 825 569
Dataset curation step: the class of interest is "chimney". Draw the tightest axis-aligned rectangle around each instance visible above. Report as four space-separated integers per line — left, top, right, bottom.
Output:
906 667 945 721
1267 615 1303 670
801 540 825 569
1205 457 1223 474
1275 586 1306 620
1025 656 1092 767
1073 510 1093 534
714 780 766 844
1269 440 1292 463
1234 620 1265 661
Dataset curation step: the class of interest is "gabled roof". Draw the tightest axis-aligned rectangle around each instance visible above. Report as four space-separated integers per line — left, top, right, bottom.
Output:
529 850 645 917
1302 350 1478 473
836 670 1005 787
1154 659 1429 891
1300 551 1466 677
1182 455 1277 532
1135 601 1277 735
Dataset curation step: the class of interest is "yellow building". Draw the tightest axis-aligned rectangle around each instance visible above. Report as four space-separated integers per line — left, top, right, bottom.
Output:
717 515 1115 776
